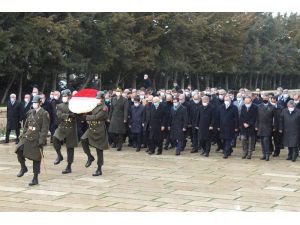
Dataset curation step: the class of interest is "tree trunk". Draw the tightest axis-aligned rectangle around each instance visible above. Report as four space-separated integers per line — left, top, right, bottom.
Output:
239 75 242 88
211 75 215 87
131 74 137 89
205 75 210 88
81 74 93 90
225 74 229 90
261 74 264 89
18 74 23 102
249 74 253 90
255 74 259 90
164 75 170 89
115 73 121 88
52 73 57 90
152 74 156 90
1 73 17 104
180 75 185 89
279 74 282 87
196 75 200 90
273 75 277 90
41 76 47 93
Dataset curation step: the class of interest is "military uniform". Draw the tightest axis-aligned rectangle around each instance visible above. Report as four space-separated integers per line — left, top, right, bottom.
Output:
53 89 78 174
15 96 49 186
81 92 109 176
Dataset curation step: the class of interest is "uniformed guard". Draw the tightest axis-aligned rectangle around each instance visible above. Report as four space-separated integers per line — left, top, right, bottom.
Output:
53 89 78 174
15 95 50 186
81 91 109 176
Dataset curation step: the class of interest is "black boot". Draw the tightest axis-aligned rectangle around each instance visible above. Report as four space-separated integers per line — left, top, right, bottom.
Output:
54 154 64 165
62 163 72 174
93 167 102 176
17 166 28 177
85 155 95 168
29 174 38 186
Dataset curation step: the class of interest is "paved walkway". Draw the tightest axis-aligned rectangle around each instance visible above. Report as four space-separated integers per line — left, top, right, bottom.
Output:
0 141 300 212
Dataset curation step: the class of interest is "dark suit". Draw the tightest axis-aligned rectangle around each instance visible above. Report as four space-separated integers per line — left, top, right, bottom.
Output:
271 104 283 156
6 100 22 143
144 103 167 154
256 103 275 159
189 101 201 151
239 104 258 158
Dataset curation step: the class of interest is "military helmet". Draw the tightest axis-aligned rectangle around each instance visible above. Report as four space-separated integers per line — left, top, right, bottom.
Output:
32 95 42 103
96 91 105 99
61 89 72 97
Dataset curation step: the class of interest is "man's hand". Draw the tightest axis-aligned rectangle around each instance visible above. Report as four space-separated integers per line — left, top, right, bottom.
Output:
195 127 199 130
234 128 238 132
217 128 220 131
142 123 144 127
124 120 127 123
243 123 249 128
209 126 213 130
161 126 165 131
279 130 283 133
182 128 186 132
107 119 110 123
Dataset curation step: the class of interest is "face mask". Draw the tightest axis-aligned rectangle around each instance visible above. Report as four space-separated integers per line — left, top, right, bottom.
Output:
271 102 276 106
105 99 110 103
202 102 208 107
160 93 165 97
115 92 121 97
288 107 295 112
184 92 190 96
153 102 159 107
294 100 299 104
140 95 145 99
50 95 54 99
224 101 230 107
263 100 268 104
245 103 251 108
122 93 127 98
159 99 163 103
32 92 37 97
230 96 234 100
173 102 179 108
32 103 39 109
179 99 185 104
219 95 224 100
10 98 16 103
24 98 30 103
283 94 289 98
54 96 59 100
134 102 139 107
237 97 242 101
62 97 69 103
193 99 200 104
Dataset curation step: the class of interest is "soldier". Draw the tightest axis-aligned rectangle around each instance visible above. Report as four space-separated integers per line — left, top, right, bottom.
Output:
108 88 129 151
15 95 49 186
81 91 109 176
52 89 78 174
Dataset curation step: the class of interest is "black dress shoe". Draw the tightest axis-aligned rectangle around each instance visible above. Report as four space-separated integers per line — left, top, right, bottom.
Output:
85 156 95 168
148 151 154 155
17 167 28 177
204 153 209 157
260 156 266 160
92 169 102 176
136 148 141 152
286 157 292 160
62 167 72 174
191 149 198 153
54 155 64 165
200 151 205 155
111 144 116 148
242 155 247 159
215 148 221 152
164 146 168 150
223 155 228 159
175 152 180 156
29 178 38 186
156 152 162 155
247 156 251 159
265 156 270 161
117 148 122 151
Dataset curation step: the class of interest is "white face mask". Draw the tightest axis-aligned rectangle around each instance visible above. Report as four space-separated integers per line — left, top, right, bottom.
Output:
288 107 295 112
54 96 59 100
173 102 179 107
294 100 299 104
193 99 200 104
283 94 289 98
237 97 242 101
32 103 39 109
10 98 16 103
140 95 145 99
245 103 251 108
24 98 30 103
219 95 224 100
32 92 37 97
179 99 185 103
224 101 230 107
134 102 140 107
202 102 208 107
122 93 127 98
115 92 121 97
50 95 54 99
62 97 69 103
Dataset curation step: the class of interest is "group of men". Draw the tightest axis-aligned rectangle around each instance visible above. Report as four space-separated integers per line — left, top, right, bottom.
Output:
4 79 300 186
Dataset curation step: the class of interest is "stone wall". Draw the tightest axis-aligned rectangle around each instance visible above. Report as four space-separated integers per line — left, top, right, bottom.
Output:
0 107 7 130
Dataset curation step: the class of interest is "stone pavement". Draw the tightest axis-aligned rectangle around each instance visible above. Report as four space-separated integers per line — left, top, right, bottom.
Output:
0 140 300 212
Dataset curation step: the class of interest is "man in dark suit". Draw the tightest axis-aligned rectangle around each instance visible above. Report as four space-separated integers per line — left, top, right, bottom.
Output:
195 96 215 157
279 100 300 162
5 93 22 144
239 96 258 159
270 96 284 157
217 95 239 159
189 94 201 153
168 97 188 156
255 93 275 161
145 97 167 155
293 94 300 109
162 94 174 150
21 94 32 127
278 89 292 108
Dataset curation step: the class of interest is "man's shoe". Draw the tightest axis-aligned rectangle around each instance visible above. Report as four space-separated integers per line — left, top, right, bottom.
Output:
190 149 198 153
247 156 252 159
28 177 38 186
286 157 292 160
85 156 95 168
62 167 72 174
260 156 266 160
92 169 102 176
204 153 209 157
136 148 141 152
54 155 63 165
17 167 28 177
156 152 162 155
223 155 228 159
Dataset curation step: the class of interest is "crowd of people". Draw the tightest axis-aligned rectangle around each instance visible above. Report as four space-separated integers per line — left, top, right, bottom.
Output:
3 75 300 185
